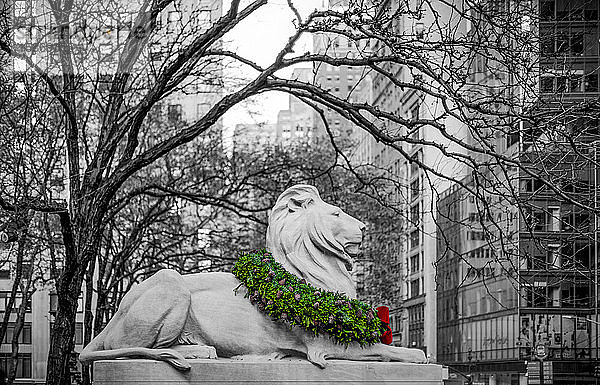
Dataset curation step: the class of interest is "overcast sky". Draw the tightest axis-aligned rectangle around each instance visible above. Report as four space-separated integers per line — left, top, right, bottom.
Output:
222 0 323 135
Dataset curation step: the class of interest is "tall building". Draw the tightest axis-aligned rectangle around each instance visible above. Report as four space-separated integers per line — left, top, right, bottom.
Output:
276 68 315 143
311 1 371 144
352 0 469 358
436 0 600 384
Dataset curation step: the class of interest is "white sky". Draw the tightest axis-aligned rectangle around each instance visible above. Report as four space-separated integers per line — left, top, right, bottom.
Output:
222 0 324 133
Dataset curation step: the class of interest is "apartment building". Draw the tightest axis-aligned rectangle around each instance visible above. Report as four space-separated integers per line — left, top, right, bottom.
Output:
351 0 470 358
276 68 315 143
436 0 600 384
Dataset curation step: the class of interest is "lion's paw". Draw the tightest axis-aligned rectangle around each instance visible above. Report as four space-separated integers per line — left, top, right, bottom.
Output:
306 347 327 369
172 344 218 359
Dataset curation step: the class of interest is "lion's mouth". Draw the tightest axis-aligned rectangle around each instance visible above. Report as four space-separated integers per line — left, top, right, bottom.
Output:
342 242 363 272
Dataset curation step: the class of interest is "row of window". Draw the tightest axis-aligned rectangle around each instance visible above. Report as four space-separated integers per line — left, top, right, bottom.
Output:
523 240 593 270
540 30 590 57
524 207 591 232
407 304 425 348
521 176 593 195
540 0 600 22
522 282 591 308
540 73 599 94
0 353 31 378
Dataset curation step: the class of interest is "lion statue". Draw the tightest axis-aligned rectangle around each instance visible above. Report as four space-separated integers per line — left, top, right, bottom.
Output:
80 184 426 370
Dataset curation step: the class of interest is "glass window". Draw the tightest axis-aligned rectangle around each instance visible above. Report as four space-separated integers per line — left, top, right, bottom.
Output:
571 33 584 55
540 76 554 93
410 179 420 200
585 73 598 92
75 323 84 345
167 104 182 123
0 354 31 378
3 323 31 344
410 204 419 225
410 230 420 249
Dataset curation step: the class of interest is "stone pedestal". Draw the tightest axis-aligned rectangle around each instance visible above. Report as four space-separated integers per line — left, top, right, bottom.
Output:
93 359 447 384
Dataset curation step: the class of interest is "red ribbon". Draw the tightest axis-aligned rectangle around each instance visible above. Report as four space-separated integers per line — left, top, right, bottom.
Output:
376 306 393 345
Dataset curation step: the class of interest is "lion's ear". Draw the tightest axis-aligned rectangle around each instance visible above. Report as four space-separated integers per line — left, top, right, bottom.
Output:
287 196 314 212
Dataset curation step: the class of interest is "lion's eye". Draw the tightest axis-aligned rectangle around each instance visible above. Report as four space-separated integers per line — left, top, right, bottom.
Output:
332 211 340 217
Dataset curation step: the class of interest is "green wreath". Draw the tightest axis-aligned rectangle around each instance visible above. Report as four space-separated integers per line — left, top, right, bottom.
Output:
232 249 386 346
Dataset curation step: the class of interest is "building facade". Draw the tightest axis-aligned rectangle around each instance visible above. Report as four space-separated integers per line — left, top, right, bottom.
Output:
436 0 600 384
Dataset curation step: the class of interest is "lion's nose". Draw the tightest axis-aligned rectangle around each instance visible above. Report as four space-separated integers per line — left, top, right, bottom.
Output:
358 221 366 232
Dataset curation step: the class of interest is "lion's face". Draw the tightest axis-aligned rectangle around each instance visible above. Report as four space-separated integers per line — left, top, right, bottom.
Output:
306 202 365 270
266 184 366 297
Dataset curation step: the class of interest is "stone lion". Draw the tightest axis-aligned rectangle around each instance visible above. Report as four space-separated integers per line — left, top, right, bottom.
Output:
80 185 426 370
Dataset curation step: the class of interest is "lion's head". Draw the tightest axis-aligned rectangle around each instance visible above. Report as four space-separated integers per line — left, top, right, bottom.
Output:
266 185 366 298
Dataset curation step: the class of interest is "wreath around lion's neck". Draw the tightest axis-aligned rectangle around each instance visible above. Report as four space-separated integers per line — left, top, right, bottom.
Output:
272 246 356 298
232 250 385 346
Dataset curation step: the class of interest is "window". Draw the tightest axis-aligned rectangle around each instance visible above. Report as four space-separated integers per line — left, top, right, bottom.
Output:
410 254 420 273
585 73 598 92
0 354 31 378
167 11 181 32
540 77 554 93
570 74 583 92
410 279 420 297
468 230 485 241
407 304 424 347
410 179 420 201
533 211 546 231
149 43 163 62
556 76 568 92
584 3 599 20
196 103 210 118
571 33 584 55
547 244 561 268
410 204 419 225
540 35 554 56
0 292 30 312
549 206 560 231
192 9 211 31
167 104 182 123
3 323 32 344
75 322 84 345
410 103 420 120
410 230 420 250
567 241 591 269
98 73 112 92
14 1 28 18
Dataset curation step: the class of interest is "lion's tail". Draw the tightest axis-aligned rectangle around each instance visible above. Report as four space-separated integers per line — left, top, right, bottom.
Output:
79 333 191 371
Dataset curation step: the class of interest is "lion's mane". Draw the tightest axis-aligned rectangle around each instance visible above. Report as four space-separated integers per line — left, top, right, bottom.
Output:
266 185 356 298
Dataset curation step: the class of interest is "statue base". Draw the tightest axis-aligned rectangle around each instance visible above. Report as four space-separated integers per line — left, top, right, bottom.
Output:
93 358 447 384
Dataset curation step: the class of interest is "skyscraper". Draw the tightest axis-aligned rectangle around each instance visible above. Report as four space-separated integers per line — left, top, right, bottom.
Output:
436 0 600 383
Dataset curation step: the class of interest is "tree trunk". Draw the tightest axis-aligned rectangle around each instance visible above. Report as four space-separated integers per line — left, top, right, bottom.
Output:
46 208 101 385
47 270 84 385
81 256 96 385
